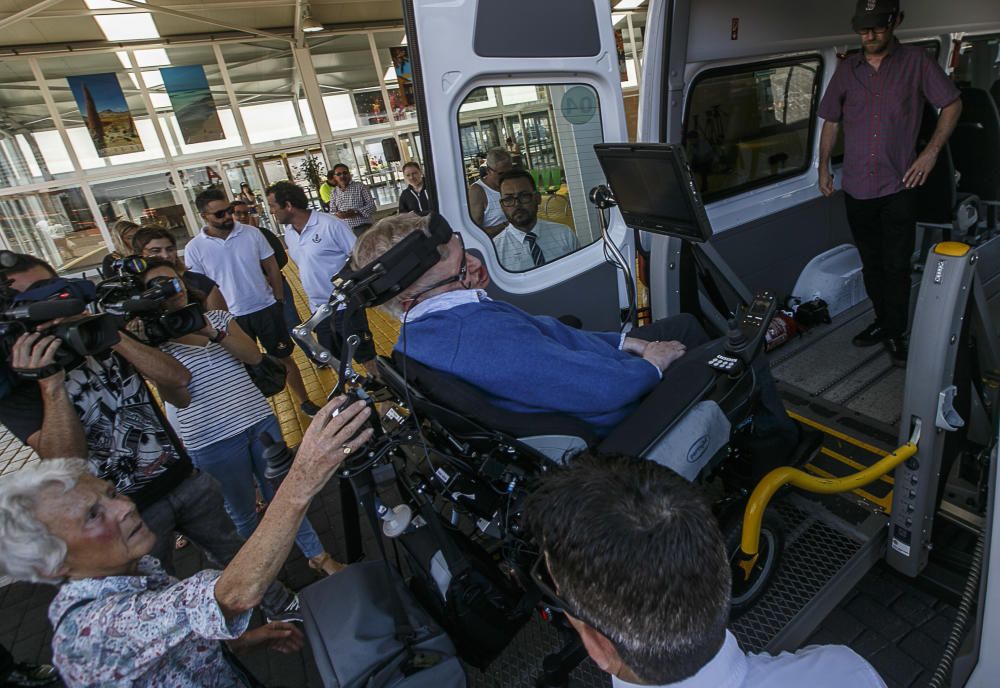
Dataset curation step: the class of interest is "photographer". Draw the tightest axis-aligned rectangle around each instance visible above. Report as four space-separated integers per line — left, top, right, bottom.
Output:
0 253 300 620
137 258 344 576
132 226 228 312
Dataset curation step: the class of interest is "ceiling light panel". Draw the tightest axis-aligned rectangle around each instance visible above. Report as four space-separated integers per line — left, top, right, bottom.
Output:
95 13 161 41
85 0 146 9
613 0 645 9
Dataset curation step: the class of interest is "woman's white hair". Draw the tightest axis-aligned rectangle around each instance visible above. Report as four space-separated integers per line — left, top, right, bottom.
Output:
0 458 92 583
351 213 452 319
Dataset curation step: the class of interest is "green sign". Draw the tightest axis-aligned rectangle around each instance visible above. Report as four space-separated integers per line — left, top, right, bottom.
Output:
561 86 597 125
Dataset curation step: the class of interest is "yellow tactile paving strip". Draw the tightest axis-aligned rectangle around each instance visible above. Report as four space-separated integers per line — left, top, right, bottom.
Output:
271 258 400 445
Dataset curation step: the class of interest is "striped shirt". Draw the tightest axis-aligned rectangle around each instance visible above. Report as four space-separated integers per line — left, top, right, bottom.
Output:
329 180 376 230
818 40 960 200
160 310 272 451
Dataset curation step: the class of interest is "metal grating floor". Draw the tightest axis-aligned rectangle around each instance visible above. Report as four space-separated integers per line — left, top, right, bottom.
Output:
730 501 865 652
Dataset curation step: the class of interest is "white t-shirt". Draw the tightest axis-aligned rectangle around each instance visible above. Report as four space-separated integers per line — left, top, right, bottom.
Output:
184 223 275 316
160 310 273 451
473 179 507 228
282 211 356 312
612 631 886 688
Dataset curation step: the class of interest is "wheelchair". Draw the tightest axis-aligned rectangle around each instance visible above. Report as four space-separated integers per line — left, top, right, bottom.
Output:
288 214 790 684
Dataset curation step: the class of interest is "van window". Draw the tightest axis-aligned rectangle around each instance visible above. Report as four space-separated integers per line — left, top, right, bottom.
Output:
458 84 604 273
683 58 822 200
954 34 1000 91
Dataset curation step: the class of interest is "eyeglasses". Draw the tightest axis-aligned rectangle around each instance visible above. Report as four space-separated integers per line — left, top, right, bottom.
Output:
499 191 537 207
529 553 611 637
857 26 889 36
206 206 235 219
334 171 351 177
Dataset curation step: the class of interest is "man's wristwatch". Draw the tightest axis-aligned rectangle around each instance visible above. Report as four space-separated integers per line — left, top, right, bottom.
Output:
208 327 228 344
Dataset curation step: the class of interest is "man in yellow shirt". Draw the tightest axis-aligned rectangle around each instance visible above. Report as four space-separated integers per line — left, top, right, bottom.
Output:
318 169 336 212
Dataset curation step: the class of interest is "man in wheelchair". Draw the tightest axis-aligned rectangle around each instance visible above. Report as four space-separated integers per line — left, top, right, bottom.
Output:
348 212 807 479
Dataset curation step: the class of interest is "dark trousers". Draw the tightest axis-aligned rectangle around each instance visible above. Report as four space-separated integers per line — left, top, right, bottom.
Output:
317 307 376 364
0 642 13 681
844 190 917 337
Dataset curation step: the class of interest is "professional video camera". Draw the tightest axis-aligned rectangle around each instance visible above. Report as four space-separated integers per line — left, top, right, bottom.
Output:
0 251 120 375
96 255 205 346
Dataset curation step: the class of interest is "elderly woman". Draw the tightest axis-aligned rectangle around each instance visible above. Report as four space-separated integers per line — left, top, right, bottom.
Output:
0 396 372 687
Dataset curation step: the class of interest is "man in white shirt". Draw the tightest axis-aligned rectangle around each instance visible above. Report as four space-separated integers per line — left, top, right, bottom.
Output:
522 454 887 688
265 181 376 375
186 187 319 417
493 168 579 271
467 147 512 237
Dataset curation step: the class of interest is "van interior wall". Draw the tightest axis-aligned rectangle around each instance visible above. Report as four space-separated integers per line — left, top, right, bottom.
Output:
708 194 853 299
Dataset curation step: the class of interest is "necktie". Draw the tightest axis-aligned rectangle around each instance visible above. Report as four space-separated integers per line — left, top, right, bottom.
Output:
524 231 546 267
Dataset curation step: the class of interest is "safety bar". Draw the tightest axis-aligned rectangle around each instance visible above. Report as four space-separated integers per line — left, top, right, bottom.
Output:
737 419 922 561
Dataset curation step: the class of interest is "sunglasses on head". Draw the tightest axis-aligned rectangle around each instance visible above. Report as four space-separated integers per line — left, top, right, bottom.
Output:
206 206 235 219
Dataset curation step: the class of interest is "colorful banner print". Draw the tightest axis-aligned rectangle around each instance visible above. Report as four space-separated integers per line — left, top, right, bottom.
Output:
66 72 143 157
159 65 225 145
354 91 388 125
615 29 628 82
389 46 414 109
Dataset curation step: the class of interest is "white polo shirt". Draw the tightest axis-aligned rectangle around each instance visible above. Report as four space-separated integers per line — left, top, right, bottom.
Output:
282 211 357 312
612 631 886 688
184 222 276 317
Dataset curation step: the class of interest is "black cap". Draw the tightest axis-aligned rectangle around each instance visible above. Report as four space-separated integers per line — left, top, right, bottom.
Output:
851 0 899 31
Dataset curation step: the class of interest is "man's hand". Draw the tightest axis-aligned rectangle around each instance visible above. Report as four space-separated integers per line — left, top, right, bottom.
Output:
622 337 649 356
335 209 358 219
10 332 64 385
284 396 373 500
641 340 687 372
230 622 304 655
818 166 835 197
903 150 938 189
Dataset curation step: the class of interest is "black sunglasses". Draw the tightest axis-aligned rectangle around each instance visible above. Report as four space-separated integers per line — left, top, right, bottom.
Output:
530 552 616 638
206 205 235 219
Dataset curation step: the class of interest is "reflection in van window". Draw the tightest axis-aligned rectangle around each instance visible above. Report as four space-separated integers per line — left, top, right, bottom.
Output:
683 59 821 199
954 35 1000 91
458 84 605 272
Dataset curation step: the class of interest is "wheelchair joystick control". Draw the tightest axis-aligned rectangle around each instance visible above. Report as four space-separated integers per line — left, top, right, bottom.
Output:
374 497 412 538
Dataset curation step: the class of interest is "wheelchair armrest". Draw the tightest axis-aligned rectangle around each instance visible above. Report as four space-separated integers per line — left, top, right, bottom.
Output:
598 351 718 458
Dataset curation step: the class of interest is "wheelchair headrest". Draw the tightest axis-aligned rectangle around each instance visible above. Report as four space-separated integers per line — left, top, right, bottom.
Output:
385 352 599 445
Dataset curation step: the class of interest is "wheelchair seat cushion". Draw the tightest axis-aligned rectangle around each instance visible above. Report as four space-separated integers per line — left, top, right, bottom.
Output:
388 352 599 445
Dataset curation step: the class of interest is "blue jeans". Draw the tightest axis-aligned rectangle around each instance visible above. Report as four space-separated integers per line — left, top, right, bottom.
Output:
187 414 325 559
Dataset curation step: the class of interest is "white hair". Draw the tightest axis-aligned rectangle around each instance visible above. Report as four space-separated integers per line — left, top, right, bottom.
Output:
0 458 92 584
351 213 452 319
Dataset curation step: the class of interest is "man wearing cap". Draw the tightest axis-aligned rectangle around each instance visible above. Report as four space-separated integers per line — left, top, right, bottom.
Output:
817 0 961 366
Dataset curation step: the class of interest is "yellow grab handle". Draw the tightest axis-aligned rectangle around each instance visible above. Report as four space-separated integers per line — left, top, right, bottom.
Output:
738 441 918 558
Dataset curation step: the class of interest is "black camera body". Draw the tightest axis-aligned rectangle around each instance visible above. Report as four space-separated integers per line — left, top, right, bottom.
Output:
97 256 205 346
0 253 121 372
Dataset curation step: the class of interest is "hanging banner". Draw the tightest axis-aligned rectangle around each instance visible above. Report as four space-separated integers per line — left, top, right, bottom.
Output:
354 91 388 125
160 64 225 145
66 72 143 157
389 46 415 110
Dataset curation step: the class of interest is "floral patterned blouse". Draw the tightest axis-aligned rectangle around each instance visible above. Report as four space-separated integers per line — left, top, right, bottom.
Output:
48 556 251 687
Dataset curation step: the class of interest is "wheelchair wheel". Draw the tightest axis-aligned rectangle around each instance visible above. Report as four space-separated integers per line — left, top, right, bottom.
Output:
724 510 784 619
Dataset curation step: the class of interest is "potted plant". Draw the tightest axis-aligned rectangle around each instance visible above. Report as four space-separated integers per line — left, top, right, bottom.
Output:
295 153 326 200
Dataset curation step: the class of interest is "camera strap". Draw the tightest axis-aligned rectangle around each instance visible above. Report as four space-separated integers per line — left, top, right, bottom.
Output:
13 362 63 380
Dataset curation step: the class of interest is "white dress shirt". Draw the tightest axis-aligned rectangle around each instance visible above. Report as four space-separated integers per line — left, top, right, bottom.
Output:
612 631 886 688
493 219 580 271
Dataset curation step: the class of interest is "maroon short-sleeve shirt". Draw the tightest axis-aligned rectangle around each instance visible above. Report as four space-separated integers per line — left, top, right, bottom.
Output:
818 40 960 200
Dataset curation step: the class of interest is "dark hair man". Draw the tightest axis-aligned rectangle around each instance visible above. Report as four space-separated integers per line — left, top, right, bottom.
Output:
398 161 431 216
132 227 228 311
493 169 579 271
0 254 300 620
523 454 887 687
319 168 336 212
185 187 320 416
468 147 513 237
817 0 962 366
266 181 376 374
327 164 376 235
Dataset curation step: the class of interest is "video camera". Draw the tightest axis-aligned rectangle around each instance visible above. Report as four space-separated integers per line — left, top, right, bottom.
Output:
0 251 120 374
96 255 205 346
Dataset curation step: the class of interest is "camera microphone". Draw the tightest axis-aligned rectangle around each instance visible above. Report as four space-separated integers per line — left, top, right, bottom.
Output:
5 298 85 321
119 298 160 314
